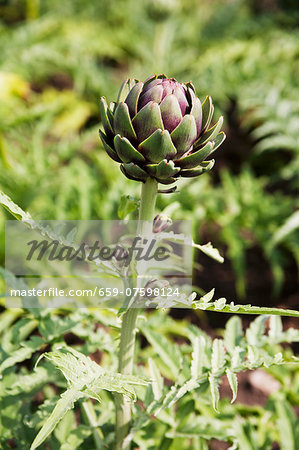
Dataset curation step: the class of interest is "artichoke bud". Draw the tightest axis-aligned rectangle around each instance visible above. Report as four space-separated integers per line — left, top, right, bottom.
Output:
146 0 180 22
99 75 225 185
153 214 172 233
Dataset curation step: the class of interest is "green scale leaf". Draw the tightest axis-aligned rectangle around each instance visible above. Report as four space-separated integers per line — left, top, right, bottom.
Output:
145 159 180 179
114 102 137 141
132 101 164 142
99 130 121 163
180 159 215 177
120 162 149 181
99 97 114 137
114 134 145 163
125 81 144 116
201 96 214 132
138 129 177 163
195 116 224 147
171 114 197 156
176 141 214 169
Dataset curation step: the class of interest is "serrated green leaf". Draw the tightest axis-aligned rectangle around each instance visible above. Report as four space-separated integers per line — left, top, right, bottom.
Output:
269 316 283 342
43 346 148 399
200 289 215 303
234 420 257 450
171 414 234 440
246 316 268 347
30 388 84 450
31 347 148 448
214 297 227 310
0 190 32 223
149 358 163 400
193 299 299 318
0 336 44 374
275 396 297 450
209 375 220 413
224 316 243 353
60 425 92 450
211 339 226 375
191 336 204 379
226 369 238 403
118 194 139 219
38 315 78 341
0 308 23 335
142 328 180 380
24 397 60 428
7 366 54 395
193 242 224 263
54 409 76 444
155 379 200 415
270 210 299 247
230 346 245 371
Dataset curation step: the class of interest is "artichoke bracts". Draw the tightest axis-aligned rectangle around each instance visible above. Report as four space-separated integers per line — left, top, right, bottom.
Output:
99 75 225 185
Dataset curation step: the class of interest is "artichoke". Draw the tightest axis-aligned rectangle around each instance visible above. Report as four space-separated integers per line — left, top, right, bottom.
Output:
146 0 180 22
99 75 225 185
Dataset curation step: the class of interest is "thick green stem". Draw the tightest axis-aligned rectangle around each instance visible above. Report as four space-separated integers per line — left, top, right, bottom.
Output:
115 178 158 450
138 177 158 226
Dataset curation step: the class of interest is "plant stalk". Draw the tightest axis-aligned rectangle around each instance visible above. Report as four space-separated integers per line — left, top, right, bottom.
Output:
115 177 158 449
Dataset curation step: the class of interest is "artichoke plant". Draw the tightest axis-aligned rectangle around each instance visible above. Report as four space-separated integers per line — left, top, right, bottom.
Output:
99 75 225 185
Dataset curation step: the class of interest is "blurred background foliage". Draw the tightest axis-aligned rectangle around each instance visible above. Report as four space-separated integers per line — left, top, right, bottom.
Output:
0 0 298 306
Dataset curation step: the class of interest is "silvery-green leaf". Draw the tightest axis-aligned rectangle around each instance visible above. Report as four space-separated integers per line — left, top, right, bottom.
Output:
193 241 224 263
275 396 297 450
149 358 163 400
211 339 226 375
224 316 243 353
269 316 283 342
142 327 180 380
209 375 220 413
226 369 238 403
0 336 44 374
0 190 32 224
191 336 206 379
246 316 268 347
30 388 84 450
